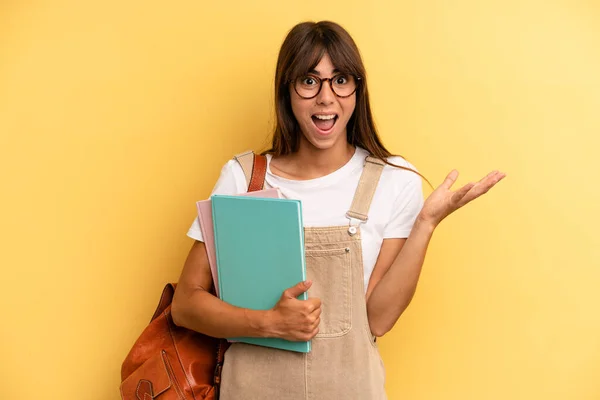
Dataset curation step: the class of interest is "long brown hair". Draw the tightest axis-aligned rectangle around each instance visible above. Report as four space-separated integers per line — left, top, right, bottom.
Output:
264 20 431 188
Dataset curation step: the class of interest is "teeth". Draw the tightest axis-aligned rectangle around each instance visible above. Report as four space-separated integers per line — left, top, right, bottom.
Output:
314 114 336 120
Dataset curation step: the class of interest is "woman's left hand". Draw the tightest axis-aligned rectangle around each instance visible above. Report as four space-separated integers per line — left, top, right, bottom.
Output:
418 169 506 228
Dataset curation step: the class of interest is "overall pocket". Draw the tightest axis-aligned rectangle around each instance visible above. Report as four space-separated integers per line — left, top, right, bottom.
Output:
305 247 352 337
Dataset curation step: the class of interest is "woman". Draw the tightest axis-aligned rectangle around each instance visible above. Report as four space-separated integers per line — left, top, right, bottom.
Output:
172 21 505 399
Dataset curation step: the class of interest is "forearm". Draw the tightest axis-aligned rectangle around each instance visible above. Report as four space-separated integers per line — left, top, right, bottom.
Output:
171 288 274 339
367 216 436 336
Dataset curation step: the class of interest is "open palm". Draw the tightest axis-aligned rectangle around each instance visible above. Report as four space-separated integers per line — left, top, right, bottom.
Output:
420 169 506 227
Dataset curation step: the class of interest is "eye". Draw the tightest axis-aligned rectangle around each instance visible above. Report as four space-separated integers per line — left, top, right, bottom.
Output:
335 75 349 85
300 76 319 86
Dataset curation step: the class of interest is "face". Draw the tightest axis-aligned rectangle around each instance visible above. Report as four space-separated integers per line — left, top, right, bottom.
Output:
290 52 356 152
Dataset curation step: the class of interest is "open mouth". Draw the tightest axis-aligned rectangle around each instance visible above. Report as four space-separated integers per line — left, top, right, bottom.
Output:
311 114 338 134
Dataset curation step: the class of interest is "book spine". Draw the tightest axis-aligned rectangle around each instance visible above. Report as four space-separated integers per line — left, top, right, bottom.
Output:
211 198 225 300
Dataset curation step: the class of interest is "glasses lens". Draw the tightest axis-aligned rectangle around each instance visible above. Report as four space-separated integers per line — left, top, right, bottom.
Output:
295 76 321 98
331 74 356 97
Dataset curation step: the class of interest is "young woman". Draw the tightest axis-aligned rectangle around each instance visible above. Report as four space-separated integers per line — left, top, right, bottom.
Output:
172 21 505 399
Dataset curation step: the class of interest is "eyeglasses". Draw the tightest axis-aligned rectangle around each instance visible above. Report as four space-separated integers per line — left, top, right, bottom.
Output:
292 74 360 99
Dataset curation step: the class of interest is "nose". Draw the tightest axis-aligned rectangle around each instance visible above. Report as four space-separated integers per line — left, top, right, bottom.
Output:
316 79 335 105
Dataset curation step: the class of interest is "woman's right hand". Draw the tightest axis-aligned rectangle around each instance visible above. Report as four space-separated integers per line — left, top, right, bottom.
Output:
267 280 322 341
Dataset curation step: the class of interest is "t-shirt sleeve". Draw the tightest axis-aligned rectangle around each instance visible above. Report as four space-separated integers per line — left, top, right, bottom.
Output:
186 160 248 241
383 165 425 239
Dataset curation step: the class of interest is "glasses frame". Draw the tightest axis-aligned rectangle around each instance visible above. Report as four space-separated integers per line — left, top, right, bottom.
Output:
291 74 361 99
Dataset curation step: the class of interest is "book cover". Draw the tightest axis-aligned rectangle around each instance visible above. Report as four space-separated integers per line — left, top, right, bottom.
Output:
211 195 310 353
196 188 281 297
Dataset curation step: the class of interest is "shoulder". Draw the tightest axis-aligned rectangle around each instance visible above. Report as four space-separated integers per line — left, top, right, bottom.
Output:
385 155 419 171
380 155 423 191
210 157 248 195
222 158 245 176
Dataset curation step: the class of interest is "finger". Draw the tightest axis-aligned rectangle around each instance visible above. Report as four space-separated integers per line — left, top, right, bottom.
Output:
479 170 499 182
310 317 321 331
309 306 322 319
480 171 506 192
451 182 475 204
459 171 506 206
305 298 321 313
309 297 322 309
310 306 322 317
480 170 506 185
440 170 459 190
283 280 312 299
307 326 319 340
450 171 501 204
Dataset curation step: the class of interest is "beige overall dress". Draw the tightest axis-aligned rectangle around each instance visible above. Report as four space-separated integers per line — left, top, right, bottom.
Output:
221 153 387 400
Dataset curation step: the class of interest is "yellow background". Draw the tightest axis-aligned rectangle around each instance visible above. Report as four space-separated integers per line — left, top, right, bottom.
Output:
1 0 599 399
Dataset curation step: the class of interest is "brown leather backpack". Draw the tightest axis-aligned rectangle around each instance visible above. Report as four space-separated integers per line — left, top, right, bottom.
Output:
120 152 267 399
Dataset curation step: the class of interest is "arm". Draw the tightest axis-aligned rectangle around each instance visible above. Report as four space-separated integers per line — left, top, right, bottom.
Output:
366 217 434 337
366 168 506 337
171 240 271 338
171 240 321 341
173 159 320 340
365 238 405 302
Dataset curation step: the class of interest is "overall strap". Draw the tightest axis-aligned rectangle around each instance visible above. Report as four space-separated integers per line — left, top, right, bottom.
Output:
346 156 386 222
233 150 267 192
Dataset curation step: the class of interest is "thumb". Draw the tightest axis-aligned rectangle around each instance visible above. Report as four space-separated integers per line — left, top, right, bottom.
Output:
283 280 312 299
440 170 459 190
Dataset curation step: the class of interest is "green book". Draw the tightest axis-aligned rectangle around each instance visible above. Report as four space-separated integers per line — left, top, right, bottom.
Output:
211 195 310 353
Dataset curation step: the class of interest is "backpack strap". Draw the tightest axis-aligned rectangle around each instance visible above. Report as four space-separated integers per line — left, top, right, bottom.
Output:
233 150 267 192
151 283 176 321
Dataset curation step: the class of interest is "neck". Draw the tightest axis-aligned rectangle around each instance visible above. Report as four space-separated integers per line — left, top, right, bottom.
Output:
290 136 356 179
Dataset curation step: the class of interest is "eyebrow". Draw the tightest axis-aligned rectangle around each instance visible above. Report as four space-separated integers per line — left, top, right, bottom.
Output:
308 68 340 76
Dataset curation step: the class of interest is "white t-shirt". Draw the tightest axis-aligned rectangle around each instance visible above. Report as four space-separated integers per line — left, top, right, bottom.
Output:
187 147 424 291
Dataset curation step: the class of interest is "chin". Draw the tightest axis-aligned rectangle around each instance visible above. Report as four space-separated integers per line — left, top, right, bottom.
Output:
303 131 346 152
301 119 348 151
